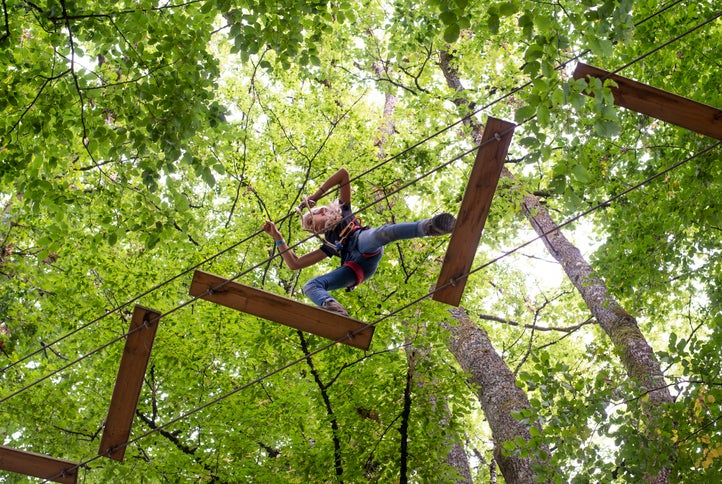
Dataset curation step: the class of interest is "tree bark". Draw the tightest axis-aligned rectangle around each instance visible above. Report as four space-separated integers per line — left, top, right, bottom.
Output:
442 307 551 482
405 325 474 483
371 61 397 159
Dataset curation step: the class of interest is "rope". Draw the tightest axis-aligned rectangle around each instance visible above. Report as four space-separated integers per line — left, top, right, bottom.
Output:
34 2 719 478
0 218 294 375
0 142 480 405
5 3 716 404
610 10 722 77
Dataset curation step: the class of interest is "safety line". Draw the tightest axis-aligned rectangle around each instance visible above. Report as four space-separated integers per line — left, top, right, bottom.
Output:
0 140 481 405
611 9 722 76
5 3 714 403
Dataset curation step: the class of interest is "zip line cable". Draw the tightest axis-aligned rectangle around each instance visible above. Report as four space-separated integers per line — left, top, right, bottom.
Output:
48 139 722 482
0 221 286 374
349 0 690 185
1 2 712 403
0 0 696 392
610 9 722 77
0 0 690 375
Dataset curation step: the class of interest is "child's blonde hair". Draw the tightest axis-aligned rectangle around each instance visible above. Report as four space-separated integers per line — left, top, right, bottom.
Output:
301 200 343 233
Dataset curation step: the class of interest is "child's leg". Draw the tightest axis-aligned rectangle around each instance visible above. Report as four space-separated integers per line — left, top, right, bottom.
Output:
356 222 424 254
356 213 455 253
302 265 357 306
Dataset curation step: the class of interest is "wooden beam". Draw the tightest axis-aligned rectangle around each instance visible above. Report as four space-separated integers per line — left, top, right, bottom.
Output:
0 445 78 483
573 62 722 140
98 305 161 462
433 117 515 307
189 270 374 350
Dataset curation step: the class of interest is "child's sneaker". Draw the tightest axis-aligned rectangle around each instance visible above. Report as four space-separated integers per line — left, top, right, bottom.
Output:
322 299 349 317
423 213 456 236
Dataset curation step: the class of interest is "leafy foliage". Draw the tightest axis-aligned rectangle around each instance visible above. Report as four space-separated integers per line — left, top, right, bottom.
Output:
1 0 721 481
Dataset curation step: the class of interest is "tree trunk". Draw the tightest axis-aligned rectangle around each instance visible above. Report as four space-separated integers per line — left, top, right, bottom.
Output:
516 180 672 483
442 307 551 482
371 61 397 159
516 183 672 407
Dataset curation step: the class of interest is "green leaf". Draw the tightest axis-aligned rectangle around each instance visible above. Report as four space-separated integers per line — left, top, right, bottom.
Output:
200 0 214 14
571 164 592 183
439 11 456 25
537 104 550 126
570 91 587 111
533 14 554 33
201 166 216 187
514 104 536 123
487 13 500 34
594 119 621 138
589 37 614 57
518 12 533 37
443 24 461 43
519 136 540 148
524 44 544 62
523 60 540 76
499 1 520 17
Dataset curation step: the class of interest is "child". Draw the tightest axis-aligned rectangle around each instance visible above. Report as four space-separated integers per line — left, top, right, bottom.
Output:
262 168 455 316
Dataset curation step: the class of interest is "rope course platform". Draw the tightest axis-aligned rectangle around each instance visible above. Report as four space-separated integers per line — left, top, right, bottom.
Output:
189 270 374 350
0 445 78 483
434 117 516 307
574 62 722 140
98 305 161 461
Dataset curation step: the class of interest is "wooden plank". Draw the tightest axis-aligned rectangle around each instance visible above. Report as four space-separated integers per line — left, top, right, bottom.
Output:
98 305 161 462
189 270 374 350
433 117 515 307
0 445 78 483
573 62 722 140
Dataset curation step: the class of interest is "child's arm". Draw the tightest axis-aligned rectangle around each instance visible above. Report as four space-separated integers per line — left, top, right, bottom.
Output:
262 221 328 270
307 168 351 206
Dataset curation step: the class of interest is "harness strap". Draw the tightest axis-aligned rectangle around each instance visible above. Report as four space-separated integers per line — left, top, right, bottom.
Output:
343 261 365 288
337 219 361 245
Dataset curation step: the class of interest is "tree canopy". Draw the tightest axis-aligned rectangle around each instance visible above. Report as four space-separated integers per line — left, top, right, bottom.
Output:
1 0 721 482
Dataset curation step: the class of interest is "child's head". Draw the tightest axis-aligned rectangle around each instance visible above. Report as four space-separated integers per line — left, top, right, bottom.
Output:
301 200 343 233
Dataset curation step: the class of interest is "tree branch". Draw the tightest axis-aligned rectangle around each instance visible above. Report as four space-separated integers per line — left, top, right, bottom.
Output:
60 0 97 168
297 331 344 478
53 424 103 442
399 349 414 483
41 341 68 360
478 312 596 333
5 69 71 140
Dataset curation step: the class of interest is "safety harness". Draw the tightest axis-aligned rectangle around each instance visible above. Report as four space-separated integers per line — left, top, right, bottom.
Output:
298 197 381 289
336 218 383 289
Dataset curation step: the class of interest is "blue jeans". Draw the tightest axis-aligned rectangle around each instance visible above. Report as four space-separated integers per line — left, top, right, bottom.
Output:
303 221 426 306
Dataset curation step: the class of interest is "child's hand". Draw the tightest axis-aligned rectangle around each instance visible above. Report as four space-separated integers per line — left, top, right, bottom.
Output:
297 196 316 211
262 221 281 239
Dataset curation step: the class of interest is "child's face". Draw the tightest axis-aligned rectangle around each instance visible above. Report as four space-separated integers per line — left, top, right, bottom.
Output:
311 207 328 232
